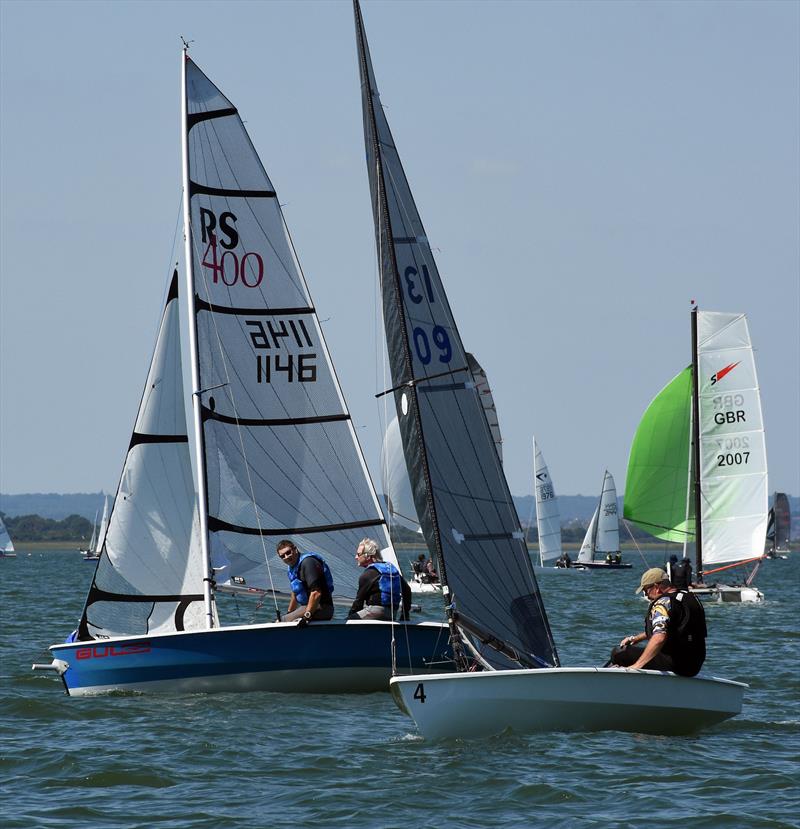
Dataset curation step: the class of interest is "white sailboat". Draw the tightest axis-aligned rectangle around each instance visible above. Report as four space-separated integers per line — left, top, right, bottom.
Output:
33 50 450 695
575 471 631 569
532 438 564 567
353 0 745 738
78 509 98 558
624 307 768 602
0 514 17 558
81 495 108 561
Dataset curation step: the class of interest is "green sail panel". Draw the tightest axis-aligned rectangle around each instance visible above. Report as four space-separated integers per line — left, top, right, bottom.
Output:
624 366 694 541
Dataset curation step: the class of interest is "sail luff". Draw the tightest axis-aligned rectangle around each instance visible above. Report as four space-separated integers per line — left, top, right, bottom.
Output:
352 0 449 588
181 48 215 628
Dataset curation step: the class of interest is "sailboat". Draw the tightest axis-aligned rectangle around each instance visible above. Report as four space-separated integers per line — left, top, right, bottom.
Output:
81 496 109 561
32 50 451 696
624 307 768 603
0 514 17 558
574 471 631 569
353 0 744 739
531 438 565 568
380 352 501 594
78 508 98 558
765 492 790 559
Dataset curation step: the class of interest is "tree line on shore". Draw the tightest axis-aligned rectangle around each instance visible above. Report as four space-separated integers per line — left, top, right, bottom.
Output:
3 510 660 545
1 512 93 543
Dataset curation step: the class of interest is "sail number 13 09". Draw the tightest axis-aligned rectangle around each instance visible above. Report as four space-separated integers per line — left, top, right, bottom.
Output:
404 265 452 366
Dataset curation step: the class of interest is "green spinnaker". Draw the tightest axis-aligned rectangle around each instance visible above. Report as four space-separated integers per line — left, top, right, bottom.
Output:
623 366 694 542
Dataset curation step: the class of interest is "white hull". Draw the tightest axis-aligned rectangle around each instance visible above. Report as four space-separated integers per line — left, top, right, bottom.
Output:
691 585 764 603
390 667 746 740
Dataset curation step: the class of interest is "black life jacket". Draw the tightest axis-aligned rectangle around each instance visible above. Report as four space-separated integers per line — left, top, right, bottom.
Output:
671 561 690 589
645 589 706 675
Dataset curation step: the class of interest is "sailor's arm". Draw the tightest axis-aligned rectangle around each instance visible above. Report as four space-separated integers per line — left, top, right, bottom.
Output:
628 632 666 670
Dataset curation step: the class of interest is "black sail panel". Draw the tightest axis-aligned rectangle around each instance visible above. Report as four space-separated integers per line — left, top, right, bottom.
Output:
353 1 558 669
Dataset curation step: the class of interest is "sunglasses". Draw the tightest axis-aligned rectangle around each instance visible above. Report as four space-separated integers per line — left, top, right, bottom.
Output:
278 548 296 559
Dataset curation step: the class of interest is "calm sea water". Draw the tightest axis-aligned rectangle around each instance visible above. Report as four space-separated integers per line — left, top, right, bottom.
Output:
2 549 798 828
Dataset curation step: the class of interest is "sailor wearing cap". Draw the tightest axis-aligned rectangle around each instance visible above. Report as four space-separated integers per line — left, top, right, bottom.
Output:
608 567 707 676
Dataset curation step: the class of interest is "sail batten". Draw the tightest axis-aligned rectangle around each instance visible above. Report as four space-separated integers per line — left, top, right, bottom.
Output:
355 0 558 670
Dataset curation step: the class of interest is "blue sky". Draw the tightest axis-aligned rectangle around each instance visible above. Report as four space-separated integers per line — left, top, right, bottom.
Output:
1 0 798 500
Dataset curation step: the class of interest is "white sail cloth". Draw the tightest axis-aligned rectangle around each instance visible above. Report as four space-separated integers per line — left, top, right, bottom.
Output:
533 438 562 563
577 471 619 563
696 312 768 565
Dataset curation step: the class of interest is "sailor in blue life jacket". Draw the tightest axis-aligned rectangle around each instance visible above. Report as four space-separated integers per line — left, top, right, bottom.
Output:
276 539 335 623
608 567 707 677
347 538 411 621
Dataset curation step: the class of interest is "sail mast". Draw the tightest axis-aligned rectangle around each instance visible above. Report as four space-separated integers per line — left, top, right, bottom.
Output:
690 305 703 582
352 2 450 597
181 46 215 628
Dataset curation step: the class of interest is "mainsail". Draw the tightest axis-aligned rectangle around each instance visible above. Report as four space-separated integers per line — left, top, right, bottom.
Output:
79 272 206 639
533 438 562 564
94 495 110 555
0 515 15 553
182 56 395 602
696 312 768 565
381 352 503 534
767 492 791 551
354 0 557 670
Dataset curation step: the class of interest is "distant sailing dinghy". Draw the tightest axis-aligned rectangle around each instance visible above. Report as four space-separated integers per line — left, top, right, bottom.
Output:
32 51 450 696
624 308 768 603
353 0 744 739
765 492 790 559
575 471 631 570
0 515 17 558
81 495 109 562
532 438 566 568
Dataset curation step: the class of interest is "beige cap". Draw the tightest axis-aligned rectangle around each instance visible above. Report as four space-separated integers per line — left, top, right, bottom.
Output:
635 567 668 594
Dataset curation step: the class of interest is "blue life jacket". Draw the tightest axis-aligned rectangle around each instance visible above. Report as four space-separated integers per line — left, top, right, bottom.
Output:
287 552 334 605
368 561 402 608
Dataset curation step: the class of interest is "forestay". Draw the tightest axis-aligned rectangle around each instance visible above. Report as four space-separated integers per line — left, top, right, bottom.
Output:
533 438 562 563
79 272 207 639
697 311 767 565
183 58 394 597
354 1 558 670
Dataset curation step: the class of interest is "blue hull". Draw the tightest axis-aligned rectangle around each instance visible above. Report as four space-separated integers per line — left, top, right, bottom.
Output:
49 620 452 695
